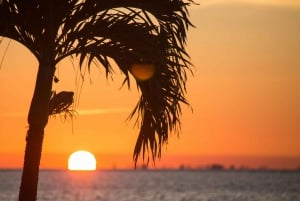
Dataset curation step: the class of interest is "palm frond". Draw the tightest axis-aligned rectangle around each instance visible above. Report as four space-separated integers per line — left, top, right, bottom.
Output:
49 91 76 120
57 0 194 165
79 0 193 165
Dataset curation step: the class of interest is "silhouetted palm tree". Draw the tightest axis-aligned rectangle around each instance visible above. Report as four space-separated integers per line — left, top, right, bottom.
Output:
0 0 193 200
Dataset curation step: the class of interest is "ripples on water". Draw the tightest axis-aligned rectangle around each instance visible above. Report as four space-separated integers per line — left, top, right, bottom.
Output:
0 170 299 201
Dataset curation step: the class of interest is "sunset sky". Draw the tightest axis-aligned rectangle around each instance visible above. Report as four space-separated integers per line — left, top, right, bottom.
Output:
0 0 299 170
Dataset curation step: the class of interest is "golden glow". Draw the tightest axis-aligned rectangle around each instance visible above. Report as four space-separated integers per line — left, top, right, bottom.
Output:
68 151 96 171
130 63 155 81
1 2 300 170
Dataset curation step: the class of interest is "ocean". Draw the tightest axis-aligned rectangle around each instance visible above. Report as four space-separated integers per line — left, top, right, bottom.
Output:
0 170 299 201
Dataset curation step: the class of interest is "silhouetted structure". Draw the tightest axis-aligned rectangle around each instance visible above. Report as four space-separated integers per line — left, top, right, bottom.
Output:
209 164 224 171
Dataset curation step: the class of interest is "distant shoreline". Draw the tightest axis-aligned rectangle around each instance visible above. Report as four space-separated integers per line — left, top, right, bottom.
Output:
1 167 299 172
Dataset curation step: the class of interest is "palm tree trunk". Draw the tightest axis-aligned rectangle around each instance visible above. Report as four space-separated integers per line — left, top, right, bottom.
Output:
19 62 55 201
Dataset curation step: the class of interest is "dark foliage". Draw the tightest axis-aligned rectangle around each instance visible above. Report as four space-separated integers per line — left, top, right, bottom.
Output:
0 0 194 165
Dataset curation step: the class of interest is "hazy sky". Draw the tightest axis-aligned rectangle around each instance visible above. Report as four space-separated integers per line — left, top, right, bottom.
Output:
0 0 299 169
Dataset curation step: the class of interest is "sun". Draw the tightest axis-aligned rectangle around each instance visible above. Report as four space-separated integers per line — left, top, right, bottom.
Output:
68 150 97 171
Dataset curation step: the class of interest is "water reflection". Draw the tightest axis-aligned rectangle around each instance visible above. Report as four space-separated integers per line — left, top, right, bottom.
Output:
1 170 299 201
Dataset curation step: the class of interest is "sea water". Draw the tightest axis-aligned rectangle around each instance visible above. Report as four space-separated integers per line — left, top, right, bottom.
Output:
0 170 299 201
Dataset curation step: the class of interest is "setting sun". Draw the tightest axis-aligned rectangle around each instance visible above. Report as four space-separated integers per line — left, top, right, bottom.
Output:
68 151 97 171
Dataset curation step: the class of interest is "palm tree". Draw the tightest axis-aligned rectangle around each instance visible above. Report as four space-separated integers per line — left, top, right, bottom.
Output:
0 0 193 200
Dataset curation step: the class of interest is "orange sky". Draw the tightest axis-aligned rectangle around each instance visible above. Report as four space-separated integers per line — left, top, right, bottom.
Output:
0 0 300 170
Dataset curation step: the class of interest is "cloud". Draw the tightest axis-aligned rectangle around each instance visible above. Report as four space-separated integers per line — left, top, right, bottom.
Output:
77 107 130 116
195 0 300 8
247 0 300 7
1 107 131 118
